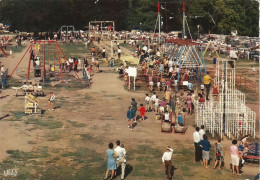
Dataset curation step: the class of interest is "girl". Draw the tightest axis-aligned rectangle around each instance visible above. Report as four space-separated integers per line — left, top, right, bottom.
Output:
138 104 146 120
127 106 133 130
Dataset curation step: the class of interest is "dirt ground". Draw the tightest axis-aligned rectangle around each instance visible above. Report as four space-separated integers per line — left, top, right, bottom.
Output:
0 40 259 179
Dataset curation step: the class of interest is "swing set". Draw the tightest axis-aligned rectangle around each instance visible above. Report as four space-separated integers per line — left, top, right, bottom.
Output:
8 40 80 82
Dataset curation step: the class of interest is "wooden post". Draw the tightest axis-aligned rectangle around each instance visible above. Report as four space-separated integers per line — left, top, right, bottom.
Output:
134 76 136 91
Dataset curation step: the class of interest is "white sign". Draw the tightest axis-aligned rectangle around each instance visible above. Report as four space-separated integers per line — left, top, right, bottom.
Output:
183 81 188 86
126 67 137 77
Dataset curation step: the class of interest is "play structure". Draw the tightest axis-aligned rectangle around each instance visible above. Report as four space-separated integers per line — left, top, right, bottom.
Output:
58 25 76 41
195 59 256 138
0 46 7 57
161 112 173 133
88 21 115 40
8 40 80 82
89 21 114 32
164 40 206 84
25 94 41 114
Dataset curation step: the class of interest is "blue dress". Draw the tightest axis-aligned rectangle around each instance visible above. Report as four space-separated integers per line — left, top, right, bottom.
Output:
106 149 117 170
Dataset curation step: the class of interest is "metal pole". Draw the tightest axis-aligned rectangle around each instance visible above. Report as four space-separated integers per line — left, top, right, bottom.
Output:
158 2 161 45
183 2 186 39
7 44 32 80
43 41 45 82
55 42 64 82
26 43 33 82
111 40 113 57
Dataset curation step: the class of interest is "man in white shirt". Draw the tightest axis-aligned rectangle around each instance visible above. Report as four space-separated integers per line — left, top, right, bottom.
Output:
118 48 122 60
199 125 205 140
162 146 174 179
193 127 201 163
114 140 126 180
150 92 156 112
142 45 147 53
102 47 106 58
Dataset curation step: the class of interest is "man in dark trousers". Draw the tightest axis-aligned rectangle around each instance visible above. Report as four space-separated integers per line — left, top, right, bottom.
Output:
193 127 201 163
203 72 213 100
162 146 174 179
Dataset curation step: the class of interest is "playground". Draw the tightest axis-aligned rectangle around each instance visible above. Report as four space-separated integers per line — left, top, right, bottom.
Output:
0 34 259 180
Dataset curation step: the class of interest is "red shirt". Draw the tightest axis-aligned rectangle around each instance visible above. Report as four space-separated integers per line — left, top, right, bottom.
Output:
138 106 146 116
199 97 205 102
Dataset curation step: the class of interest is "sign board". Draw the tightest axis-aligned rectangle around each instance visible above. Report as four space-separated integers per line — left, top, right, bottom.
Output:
126 67 137 77
183 81 188 86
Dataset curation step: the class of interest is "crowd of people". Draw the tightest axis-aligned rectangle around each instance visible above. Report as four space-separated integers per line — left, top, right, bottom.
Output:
193 126 249 176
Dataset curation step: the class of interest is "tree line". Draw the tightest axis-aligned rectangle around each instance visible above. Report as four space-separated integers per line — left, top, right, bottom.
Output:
0 0 258 37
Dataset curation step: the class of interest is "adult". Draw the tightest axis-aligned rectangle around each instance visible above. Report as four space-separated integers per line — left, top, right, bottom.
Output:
193 127 201 163
203 72 213 100
104 143 117 180
150 92 156 112
199 125 205 140
165 90 171 104
114 140 126 180
199 134 211 168
214 137 224 169
162 146 174 179
118 48 122 60
60 57 66 71
127 106 133 130
148 75 153 92
131 98 137 122
186 92 192 115
102 47 106 58
230 140 240 176
84 66 89 87
48 92 55 110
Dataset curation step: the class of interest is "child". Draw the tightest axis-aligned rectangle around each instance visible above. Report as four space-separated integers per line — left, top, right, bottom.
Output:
154 96 160 113
212 84 219 101
161 78 166 92
145 94 151 112
48 92 55 110
166 79 171 90
157 77 161 91
164 111 170 122
200 84 205 95
127 106 133 130
124 74 128 86
149 75 153 92
138 104 146 120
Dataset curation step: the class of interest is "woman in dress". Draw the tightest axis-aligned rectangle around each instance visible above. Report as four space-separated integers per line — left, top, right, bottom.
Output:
131 98 137 122
104 143 117 180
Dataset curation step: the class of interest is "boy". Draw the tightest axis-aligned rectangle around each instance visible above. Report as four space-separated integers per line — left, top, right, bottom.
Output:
145 94 151 112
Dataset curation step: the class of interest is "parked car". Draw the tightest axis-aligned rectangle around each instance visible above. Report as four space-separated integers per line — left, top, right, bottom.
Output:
249 51 260 62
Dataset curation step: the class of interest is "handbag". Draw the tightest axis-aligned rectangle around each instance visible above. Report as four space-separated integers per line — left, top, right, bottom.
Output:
216 152 221 157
